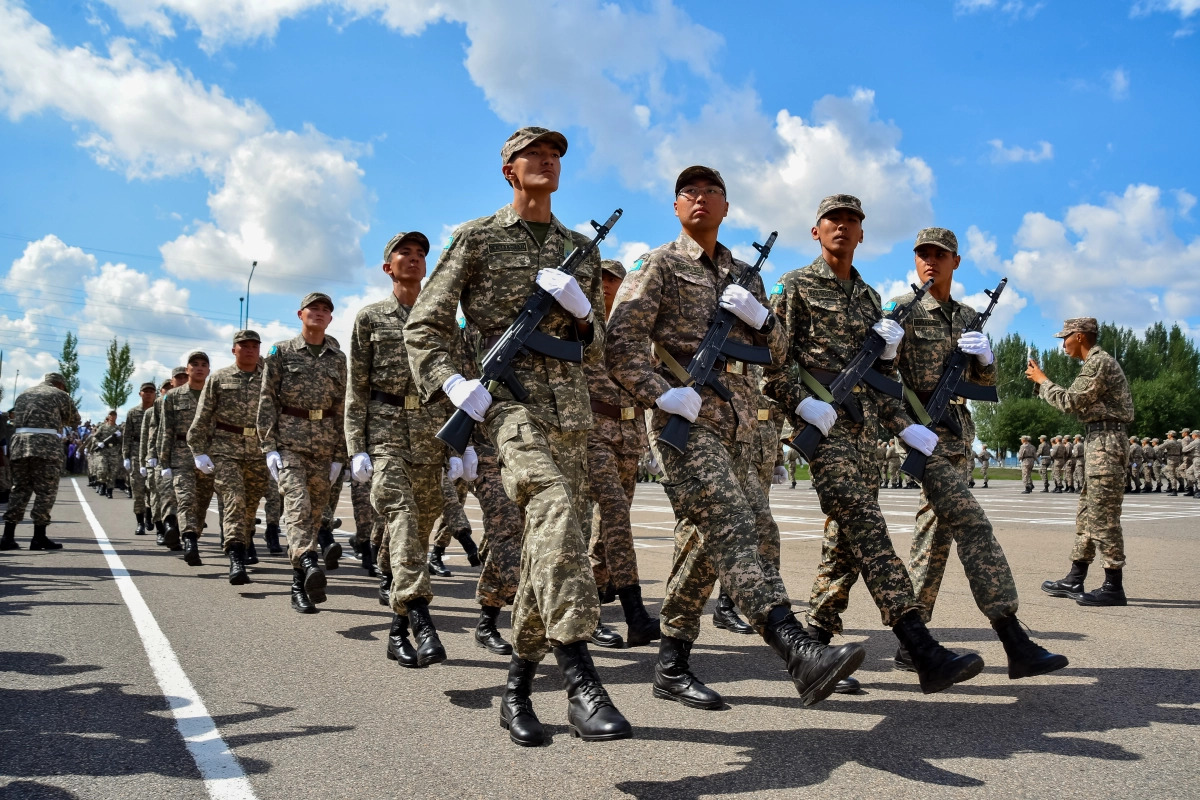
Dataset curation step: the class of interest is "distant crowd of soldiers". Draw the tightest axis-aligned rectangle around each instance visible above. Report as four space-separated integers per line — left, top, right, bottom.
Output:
1015 429 1199 496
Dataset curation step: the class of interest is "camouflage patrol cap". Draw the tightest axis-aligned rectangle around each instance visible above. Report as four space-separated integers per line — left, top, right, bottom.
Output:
300 292 334 312
501 127 568 164
1039 434 1047 440
1054 317 1098 338
1130 436 1138 442
171 366 188 378
1075 434 1082 440
816 194 865 222
43 371 66 387
1182 427 1191 434
383 231 430 260
139 381 156 392
1021 434 1030 440
186 350 209 365
1167 430 1177 437
674 165 726 196
1152 437 1160 443
232 329 260 345
1141 437 1150 443
913 227 958 254
161 379 174 390
600 259 626 279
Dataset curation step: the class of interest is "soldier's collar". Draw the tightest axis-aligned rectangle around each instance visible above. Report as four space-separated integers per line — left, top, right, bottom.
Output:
497 204 570 240
675 230 734 274
290 332 340 356
810 256 863 286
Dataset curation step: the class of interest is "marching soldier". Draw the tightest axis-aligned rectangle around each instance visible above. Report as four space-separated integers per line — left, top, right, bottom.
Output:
1140 437 1154 492
1031 317 1135 606
1017 435 1037 493
1037 435 1051 492
1161 430 1182 496
92 411 122 498
0 373 79 551
146 370 188 549
1064 435 1078 492
1051 435 1068 493
428 473 479 577
785 443 803 489
260 293 348 614
124 383 157 535
1190 431 1200 499
1182 428 1196 496
885 439 903 488
976 444 993 489
1072 434 1085 491
159 351 215 567
875 440 888 487
1127 435 1143 493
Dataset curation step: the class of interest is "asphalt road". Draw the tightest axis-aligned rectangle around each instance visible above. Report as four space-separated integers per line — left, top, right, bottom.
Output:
2 476 1198 799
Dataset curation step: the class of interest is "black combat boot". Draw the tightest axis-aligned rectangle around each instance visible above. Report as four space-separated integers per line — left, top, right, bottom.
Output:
499 657 545 746
263 523 283 554
1041 560 1088 599
29 525 63 551
134 513 146 536
427 546 452 577
991 614 1069 678
1022 485 1032 494
317 527 341 570
360 540 377 576
553 641 631 741
163 515 182 550
290 567 316 614
386 614 419 667
454 530 481 566
892 611 984 694
299 551 327 604
1042 485 1049 493
1 522 19 551
711 591 754 634
617 584 660 647
1186 487 1195 497
590 622 624 649
407 598 447 666
652 636 723 710
475 604 512 655
806 624 862 694
228 544 249 586
762 606 865 706
893 642 916 672
378 571 392 606
983 480 989 488
1168 487 1178 496
348 535 362 560
244 539 259 565
598 580 617 605
181 533 202 566
154 519 166 546
105 485 114 499
1154 483 1162 493
1076 568 1127 607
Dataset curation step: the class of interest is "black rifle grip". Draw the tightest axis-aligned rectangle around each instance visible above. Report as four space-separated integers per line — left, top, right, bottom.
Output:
901 449 927 482
793 424 821 461
659 414 690 454
436 408 475 456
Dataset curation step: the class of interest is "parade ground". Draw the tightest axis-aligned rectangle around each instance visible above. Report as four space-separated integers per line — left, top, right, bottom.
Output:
1 478 1197 799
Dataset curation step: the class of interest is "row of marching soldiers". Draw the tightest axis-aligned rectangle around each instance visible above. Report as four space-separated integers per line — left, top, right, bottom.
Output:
4 126 1139 750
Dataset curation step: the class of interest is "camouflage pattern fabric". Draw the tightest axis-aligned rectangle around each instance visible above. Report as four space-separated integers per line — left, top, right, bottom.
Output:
5 458 61 525
123 405 149 512
977 447 993 480
92 421 121 485
171 462 215 538
471 441 523 608
1018 442 1037 489
213 457 268 551
1073 440 1086 487
128 461 148 515
1037 440 1052 488
885 445 903 487
1161 437 1182 490
586 420 643 591
374 456 442 615
258 334 348 464
322 467 346 530
431 473 471 549
265 474 281 525
9 380 79 461
278 451 333 567
350 477 380 548
1052 441 1069 487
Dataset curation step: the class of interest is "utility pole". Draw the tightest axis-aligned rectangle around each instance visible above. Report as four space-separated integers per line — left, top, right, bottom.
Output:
239 297 245 329
245 261 258 327
13 369 18 401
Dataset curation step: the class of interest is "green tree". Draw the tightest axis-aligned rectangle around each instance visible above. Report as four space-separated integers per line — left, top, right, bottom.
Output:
58 332 82 408
99 338 135 410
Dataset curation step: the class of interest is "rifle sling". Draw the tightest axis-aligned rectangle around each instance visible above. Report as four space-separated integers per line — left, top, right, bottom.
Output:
798 366 836 404
902 381 934 426
653 343 694 387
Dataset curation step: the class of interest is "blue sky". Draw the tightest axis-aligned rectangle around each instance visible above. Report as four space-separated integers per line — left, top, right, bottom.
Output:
0 0 1197 418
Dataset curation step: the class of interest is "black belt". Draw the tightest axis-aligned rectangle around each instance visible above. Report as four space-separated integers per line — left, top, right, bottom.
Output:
371 389 421 409
591 399 636 421
1086 420 1127 433
281 406 339 421
215 422 255 436
807 368 839 385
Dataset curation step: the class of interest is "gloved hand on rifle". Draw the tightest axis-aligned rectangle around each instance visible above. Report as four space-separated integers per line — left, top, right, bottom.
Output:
957 331 994 366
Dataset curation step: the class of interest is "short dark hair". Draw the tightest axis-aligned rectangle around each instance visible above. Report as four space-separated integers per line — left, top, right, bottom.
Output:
1081 331 1097 348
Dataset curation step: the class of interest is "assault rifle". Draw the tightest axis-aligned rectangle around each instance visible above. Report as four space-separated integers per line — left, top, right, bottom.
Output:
789 278 934 461
901 277 1006 481
436 209 622 455
657 232 777 453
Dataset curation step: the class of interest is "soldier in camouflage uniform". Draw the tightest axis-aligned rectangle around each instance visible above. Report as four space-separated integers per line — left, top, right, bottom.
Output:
885 439 903 488
1190 432 1200 498
1161 430 1183 495
1182 428 1196 496
92 411 122 498
1033 317 1135 607
159 351 215 567
406 128 629 745
766 197 985 697
124 382 157 535
469 432 525 653
260 293 348 614
428 472 479 576
1050 436 1068 492
1072 435 1085 490
1017 435 1037 492
1064 436 1078 492
263 474 283 552
976 445 993 488
146 370 187 549
317 462 346 569
875 440 888 487
1036 435 1051 492
349 476 381 572
1145 437 1159 492
189 330 270 586
1126 435 1143 493
785 443 803 489
609 168 865 712
0 373 79 551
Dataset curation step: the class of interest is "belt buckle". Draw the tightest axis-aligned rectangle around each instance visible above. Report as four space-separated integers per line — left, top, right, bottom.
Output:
405 396 420 410
724 360 744 375
620 406 635 421
757 409 770 421
851 384 863 394
308 409 323 421
243 427 255 437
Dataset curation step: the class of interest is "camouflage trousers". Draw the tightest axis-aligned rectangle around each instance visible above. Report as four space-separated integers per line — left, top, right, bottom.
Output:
808 431 921 634
586 436 641 592
4 457 61 525
213 456 269 552
908 449 1018 623
169 454 214 537
472 443 523 609
753 455 775 501
1142 463 1154 485
657 425 789 642
372 455 441 615
1052 461 1066 486
1128 464 1140 490
432 473 471 549
1075 459 1085 488
129 462 148 515
978 461 989 481
1164 458 1182 490
1065 460 1076 485
97 451 120 486
278 451 332 569
155 467 177 520
265 474 282 525
350 477 381 549
886 461 902 487
1020 461 1035 488
1040 459 1050 487
1072 473 1126 568
486 403 597 662
322 468 347 531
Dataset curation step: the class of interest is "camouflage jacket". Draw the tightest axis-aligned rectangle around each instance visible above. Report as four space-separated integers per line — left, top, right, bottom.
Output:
1128 443 1143 464
607 231 785 447
1037 442 1051 461
885 444 902 462
259 334 348 462
93 422 121 457
1161 438 1182 461
978 448 993 464
9 380 78 461
158 386 203 466
1073 442 1085 460
140 398 162 465
1037 347 1135 424
876 443 888 463
890 291 997 458
122 406 149 460
584 312 647 454
405 204 604 433
1051 443 1069 462
1183 438 1197 464
189 362 264 462
346 294 452 464
1017 443 1037 461
764 257 913 450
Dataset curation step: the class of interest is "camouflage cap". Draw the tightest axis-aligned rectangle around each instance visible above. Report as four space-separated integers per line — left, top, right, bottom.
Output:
232 329 260 344
1183 428 1192 433
674 165 726 196
501 126 568 164
1130 436 1138 442
300 292 334 312
171 366 188 378
816 194 865 222
160 379 174 390
600 259 626 279
914 227 958 254
139 381 157 392
1039 434 1047 440
1054 317 1098 338
1167 430 1177 437
1021 434 1030 440
186 350 210 365
1141 437 1150 443
43 371 66 387
1152 437 1160 443
383 231 430 260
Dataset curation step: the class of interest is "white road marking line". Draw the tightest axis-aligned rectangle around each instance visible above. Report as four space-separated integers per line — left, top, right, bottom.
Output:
72 480 258 800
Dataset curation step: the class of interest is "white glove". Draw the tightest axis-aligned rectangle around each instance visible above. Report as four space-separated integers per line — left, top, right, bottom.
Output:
351 452 373 483
447 456 464 482
873 318 905 359
161 467 173 480
536 268 591 319
443 374 492 423
900 424 939 456
139 467 147 477
656 387 702 423
719 285 770 330
123 459 131 471
146 457 157 468
330 462 343 483
266 451 282 482
797 397 837 436
96 443 104 450
958 331 994 366
773 465 788 485
194 454 215 475
463 446 479 481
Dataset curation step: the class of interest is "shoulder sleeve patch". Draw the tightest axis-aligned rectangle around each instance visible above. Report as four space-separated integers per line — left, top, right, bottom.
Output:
882 301 897 312
770 282 784 296
443 235 455 251
630 258 643 273
268 345 278 355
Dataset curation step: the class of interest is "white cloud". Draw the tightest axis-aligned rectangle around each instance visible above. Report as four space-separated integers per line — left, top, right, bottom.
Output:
874 268 1026 337
1106 67 1131 100
955 0 1045 17
988 139 1054 164
966 184 1200 330
1131 0 1200 19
